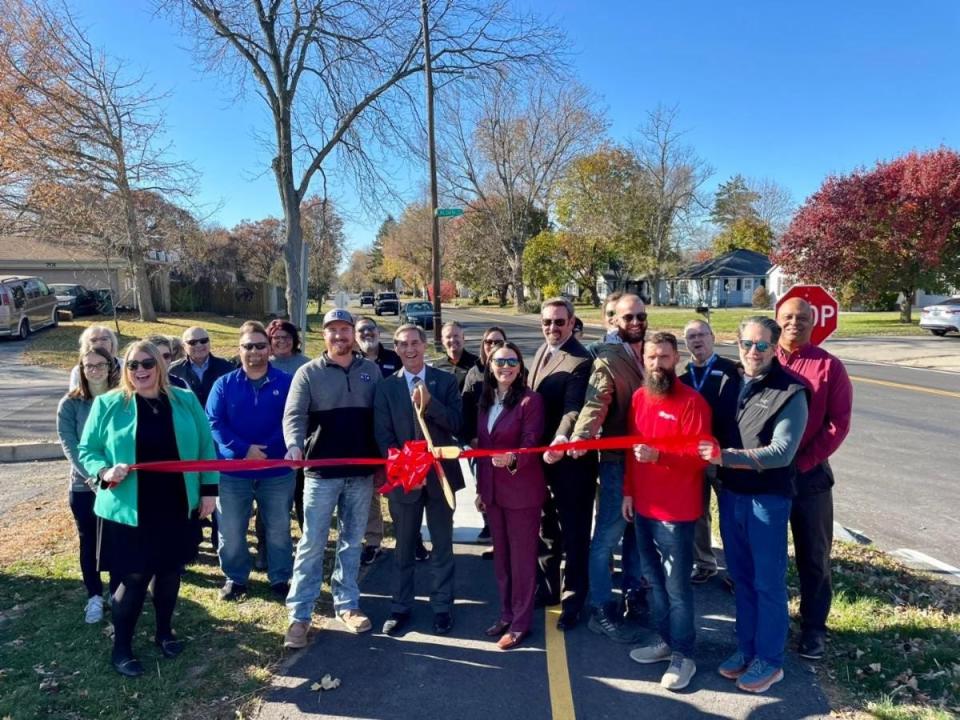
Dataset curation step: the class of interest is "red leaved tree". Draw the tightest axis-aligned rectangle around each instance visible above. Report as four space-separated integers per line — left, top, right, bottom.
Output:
778 148 960 322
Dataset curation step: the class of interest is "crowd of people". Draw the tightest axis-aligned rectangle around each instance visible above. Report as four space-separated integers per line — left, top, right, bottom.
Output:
55 294 851 694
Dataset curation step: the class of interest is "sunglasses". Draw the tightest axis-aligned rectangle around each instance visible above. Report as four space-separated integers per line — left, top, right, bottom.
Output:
83 362 109 372
541 318 567 327
739 340 772 352
492 357 520 368
186 337 210 346
126 358 158 371
483 338 504 346
621 312 648 324
240 342 268 351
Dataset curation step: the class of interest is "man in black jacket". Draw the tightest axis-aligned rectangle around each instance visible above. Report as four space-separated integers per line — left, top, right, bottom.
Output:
679 319 741 584
431 321 479 391
169 326 235 408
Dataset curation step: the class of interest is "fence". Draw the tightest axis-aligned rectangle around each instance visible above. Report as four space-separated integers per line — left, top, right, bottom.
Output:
170 279 279 317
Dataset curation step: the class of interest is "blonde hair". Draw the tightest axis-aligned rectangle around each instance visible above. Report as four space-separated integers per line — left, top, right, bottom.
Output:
78 325 119 355
119 340 171 401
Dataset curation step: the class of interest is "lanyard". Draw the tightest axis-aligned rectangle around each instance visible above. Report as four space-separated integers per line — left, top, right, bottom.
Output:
688 354 717 393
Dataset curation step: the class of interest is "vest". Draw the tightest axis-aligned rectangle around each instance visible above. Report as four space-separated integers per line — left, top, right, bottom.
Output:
716 359 807 497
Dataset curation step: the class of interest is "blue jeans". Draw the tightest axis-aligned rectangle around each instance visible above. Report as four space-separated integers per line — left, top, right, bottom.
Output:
588 461 643 609
217 472 295 586
633 515 696 656
287 475 374 622
719 489 792 668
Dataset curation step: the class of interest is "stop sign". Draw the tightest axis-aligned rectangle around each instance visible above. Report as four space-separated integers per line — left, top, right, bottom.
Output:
776 284 838 346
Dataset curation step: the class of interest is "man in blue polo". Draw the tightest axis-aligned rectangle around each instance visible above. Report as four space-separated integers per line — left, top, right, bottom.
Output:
207 320 295 602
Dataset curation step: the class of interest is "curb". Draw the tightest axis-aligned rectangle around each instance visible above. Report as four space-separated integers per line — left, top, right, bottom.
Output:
0 442 64 463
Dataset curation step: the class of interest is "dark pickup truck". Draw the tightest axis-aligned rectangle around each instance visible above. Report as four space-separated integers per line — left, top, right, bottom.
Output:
374 292 399 316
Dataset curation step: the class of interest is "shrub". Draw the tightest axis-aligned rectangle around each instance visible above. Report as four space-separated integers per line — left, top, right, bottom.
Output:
752 285 771 309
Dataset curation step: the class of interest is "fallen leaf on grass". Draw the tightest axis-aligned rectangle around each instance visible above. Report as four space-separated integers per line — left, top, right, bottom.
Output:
39 678 59 693
868 663 882 673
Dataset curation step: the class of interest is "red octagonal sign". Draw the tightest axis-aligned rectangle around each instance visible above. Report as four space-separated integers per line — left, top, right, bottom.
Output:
776 284 838 346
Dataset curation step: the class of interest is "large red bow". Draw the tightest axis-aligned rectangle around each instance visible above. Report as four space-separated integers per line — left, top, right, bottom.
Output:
381 441 437 494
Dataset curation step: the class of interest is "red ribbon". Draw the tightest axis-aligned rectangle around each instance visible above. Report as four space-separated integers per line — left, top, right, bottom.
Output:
130 434 718 494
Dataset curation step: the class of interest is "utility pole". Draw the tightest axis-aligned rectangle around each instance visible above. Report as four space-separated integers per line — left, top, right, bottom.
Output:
421 0 442 347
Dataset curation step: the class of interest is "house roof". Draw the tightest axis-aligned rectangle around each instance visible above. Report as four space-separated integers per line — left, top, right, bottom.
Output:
0 236 112 264
673 249 772 280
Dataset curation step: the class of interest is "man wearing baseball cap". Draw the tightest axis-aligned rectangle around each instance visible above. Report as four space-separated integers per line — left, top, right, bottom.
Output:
281 308 383 648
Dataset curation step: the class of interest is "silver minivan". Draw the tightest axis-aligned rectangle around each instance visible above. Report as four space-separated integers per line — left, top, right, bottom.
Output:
0 275 59 340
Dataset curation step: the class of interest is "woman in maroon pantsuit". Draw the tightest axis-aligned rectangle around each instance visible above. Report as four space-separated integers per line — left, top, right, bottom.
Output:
476 342 545 650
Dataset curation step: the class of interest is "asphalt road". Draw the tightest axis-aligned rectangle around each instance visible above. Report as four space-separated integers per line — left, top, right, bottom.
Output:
442 307 960 573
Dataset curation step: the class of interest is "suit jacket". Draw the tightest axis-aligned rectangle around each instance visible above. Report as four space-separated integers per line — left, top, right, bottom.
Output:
476 389 546 510
373 365 465 503
169 354 236 407
528 336 593 443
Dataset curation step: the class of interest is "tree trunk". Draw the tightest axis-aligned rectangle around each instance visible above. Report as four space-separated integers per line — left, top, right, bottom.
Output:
282 209 307 330
496 284 509 307
647 270 661 306
588 284 601 307
900 288 914 323
511 253 526 309
118 183 157 322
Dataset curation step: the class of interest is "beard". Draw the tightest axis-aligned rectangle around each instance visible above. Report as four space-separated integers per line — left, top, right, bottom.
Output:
619 325 646 344
357 337 378 354
645 367 676 396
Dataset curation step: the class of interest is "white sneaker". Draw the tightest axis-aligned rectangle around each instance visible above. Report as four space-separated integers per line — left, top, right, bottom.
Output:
84 595 104 624
629 639 672 664
660 652 696 691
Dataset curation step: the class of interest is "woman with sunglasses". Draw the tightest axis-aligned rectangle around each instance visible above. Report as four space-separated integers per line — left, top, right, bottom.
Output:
266 319 310 376
475 342 545 650
57 346 121 624
79 341 219 677
145 334 190 389
697 316 809 694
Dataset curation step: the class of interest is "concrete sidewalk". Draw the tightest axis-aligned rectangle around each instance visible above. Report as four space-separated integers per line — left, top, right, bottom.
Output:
0 342 68 457
255 472 830 720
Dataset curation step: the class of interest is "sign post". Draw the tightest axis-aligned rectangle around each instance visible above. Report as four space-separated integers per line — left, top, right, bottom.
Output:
776 284 839 346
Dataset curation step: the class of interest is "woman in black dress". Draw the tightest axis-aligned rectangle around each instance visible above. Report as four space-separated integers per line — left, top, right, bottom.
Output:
79 340 219 677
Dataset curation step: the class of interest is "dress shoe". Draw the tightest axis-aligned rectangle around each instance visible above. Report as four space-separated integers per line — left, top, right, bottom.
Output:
798 633 826 660
484 619 511 637
112 655 145 678
433 611 453 635
382 612 410 636
556 607 580 631
155 635 184 659
496 631 526 650
360 545 382 566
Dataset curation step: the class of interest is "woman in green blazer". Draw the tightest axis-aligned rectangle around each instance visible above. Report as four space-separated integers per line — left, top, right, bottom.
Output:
79 340 219 678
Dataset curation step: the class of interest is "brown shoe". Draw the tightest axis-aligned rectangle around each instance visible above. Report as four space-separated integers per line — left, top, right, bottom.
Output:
485 619 511 637
497 631 526 650
283 621 310 649
338 609 372 634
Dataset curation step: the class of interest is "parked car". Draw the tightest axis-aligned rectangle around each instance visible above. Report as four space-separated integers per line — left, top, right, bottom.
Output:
400 300 435 330
359 290 375 307
0 275 59 340
49 283 100 316
374 291 399 316
919 297 960 336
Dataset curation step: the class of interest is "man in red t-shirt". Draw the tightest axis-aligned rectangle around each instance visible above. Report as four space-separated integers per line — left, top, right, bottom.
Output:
622 332 712 692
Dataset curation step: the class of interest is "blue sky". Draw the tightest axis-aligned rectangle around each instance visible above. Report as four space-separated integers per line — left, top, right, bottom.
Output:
80 1 960 253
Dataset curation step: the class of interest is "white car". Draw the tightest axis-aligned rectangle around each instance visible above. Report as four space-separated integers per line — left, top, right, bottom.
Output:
919 297 960 336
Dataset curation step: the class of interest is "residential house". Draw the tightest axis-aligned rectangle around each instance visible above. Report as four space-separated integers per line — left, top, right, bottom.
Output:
665 249 772 308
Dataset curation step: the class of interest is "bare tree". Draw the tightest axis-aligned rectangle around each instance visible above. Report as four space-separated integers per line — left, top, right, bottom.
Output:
0 1 196 321
440 76 606 307
631 105 712 305
301 194 345 308
747 176 796 241
159 0 564 329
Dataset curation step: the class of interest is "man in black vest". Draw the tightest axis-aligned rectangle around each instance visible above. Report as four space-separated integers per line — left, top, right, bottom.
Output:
169 326 235 408
679 319 740 584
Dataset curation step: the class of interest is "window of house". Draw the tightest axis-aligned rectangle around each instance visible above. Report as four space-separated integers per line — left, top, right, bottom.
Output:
743 278 754 292
736 278 743 292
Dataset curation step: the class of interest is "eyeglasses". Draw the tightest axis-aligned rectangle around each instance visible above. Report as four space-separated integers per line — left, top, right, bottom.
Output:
621 313 648 324
126 358 158 371
83 362 109 372
739 340 772 353
357 328 377 336
483 338 504 346
240 342 268 351
541 318 567 328
492 357 520 368
186 337 209 346
271 334 292 342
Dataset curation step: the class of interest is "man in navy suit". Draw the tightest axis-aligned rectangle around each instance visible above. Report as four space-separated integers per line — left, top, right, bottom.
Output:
374 324 465 636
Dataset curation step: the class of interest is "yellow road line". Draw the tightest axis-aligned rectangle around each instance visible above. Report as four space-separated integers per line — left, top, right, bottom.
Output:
545 607 576 719
851 375 960 399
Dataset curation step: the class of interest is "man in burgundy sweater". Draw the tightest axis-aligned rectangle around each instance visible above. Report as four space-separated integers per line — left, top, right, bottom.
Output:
622 332 712 692
776 297 853 661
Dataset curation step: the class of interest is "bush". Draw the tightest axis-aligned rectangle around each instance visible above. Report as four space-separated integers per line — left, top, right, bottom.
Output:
752 285 771 309
522 299 541 314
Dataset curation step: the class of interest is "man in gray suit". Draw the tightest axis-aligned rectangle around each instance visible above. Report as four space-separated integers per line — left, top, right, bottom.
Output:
533 297 597 630
374 324 465 636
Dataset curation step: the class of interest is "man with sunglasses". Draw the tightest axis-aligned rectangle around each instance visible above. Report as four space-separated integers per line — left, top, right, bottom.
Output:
569 293 648 641
169 326 236 408
586 290 624 358
206 321 295 603
775 297 852 661
531 297 596 630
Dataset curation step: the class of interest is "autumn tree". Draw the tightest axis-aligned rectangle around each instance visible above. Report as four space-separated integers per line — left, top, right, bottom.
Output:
778 148 960 323
440 76 606 308
712 216 775 255
339 249 374 292
368 215 397 289
631 105 712 305
161 0 564 330
301 195 345 308
0 1 196 321
381 201 445 296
